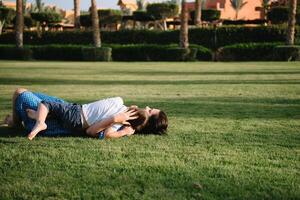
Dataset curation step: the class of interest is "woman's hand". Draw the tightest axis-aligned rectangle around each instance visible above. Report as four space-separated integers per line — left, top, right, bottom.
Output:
114 109 138 125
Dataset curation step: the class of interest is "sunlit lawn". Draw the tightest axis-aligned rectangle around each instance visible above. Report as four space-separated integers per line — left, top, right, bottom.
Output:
0 61 299 199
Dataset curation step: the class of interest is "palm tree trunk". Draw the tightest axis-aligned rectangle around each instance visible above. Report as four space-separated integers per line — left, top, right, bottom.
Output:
286 0 297 45
194 0 202 27
180 0 189 48
91 0 101 47
16 0 24 49
74 0 81 30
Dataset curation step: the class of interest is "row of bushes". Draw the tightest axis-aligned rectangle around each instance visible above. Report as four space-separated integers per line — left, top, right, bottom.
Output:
0 44 212 61
1 43 299 61
217 43 300 61
0 26 295 49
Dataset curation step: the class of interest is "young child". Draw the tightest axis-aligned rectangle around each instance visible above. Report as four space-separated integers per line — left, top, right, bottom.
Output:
26 97 148 140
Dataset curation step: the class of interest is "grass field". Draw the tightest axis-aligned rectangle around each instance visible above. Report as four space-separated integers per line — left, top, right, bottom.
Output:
0 61 299 200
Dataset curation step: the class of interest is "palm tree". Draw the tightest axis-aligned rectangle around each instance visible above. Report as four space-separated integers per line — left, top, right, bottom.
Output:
91 0 101 47
286 0 297 45
230 0 247 20
74 0 80 29
15 0 24 48
180 0 188 48
194 0 202 26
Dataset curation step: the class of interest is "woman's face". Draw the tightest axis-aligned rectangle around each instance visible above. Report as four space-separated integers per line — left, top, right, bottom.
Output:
144 106 160 117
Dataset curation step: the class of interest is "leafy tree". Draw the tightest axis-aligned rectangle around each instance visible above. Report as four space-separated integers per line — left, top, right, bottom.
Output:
230 0 248 19
286 0 297 45
147 3 179 30
0 6 15 35
30 12 62 25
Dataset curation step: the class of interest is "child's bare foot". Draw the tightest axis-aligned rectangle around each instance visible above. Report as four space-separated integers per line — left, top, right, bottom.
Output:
2 115 13 127
26 109 37 120
28 121 47 140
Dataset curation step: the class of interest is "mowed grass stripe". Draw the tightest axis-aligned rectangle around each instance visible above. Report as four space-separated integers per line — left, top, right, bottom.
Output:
0 61 299 199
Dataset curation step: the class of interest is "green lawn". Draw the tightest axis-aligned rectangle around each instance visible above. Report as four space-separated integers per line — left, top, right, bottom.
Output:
0 61 299 200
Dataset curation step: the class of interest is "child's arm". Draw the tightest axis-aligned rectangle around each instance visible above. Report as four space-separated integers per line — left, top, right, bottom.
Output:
85 109 137 137
104 126 135 139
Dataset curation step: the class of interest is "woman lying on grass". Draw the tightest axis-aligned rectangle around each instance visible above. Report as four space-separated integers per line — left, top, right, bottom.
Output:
4 88 168 140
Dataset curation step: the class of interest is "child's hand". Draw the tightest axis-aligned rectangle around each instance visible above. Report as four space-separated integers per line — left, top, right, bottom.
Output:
114 109 138 125
124 126 135 136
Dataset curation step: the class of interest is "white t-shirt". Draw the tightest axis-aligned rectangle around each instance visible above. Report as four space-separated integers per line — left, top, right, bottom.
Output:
82 97 127 132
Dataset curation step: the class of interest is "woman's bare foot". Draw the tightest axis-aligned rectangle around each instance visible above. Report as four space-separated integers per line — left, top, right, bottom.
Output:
26 109 37 120
28 121 47 140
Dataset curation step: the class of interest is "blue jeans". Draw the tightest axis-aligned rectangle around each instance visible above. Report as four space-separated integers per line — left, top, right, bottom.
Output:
41 101 83 132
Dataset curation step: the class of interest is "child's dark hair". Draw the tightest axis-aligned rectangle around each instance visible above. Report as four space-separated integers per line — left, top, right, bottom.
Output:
127 108 149 132
140 110 168 135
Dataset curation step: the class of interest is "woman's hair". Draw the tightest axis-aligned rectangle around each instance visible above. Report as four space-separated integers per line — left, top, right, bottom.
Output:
139 110 168 135
127 108 149 132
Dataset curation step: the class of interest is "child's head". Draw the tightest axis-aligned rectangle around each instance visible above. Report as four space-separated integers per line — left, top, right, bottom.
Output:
127 108 149 132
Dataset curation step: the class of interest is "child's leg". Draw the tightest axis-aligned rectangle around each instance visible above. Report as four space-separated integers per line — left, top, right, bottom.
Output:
5 88 28 127
28 103 48 140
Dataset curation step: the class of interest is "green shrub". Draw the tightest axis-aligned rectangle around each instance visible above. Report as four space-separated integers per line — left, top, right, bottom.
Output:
273 45 300 61
80 14 92 27
0 45 32 60
216 43 279 61
31 12 62 24
190 9 221 22
189 44 213 61
82 47 112 61
111 44 197 61
146 3 179 20
31 45 83 61
98 9 122 25
267 7 289 24
0 26 293 49
133 11 155 21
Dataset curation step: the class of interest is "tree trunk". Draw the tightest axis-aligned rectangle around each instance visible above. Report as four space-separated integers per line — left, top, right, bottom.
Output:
0 20 5 35
194 0 202 27
286 0 297 45
15 0 24 49
180 0 189 48
91 0 101 47
74 0 81 30
163 19 167 30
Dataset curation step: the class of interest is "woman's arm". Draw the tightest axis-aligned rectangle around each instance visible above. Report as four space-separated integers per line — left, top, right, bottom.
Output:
104 126 135 139
85 109 137 137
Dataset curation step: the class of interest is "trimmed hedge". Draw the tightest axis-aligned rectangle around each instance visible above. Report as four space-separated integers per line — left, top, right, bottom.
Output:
0 44 209 61
0 26 294 49
267 7 289 24
216 43 280 61
0 44 112 61
190 9 221 22
273 45 300 61
82 47 112 61
110 44 197 61
0 45 32 60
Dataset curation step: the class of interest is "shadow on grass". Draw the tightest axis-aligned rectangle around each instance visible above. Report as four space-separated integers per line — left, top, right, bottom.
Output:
130 97 300 119
0 77 300 85
1 67 300 76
